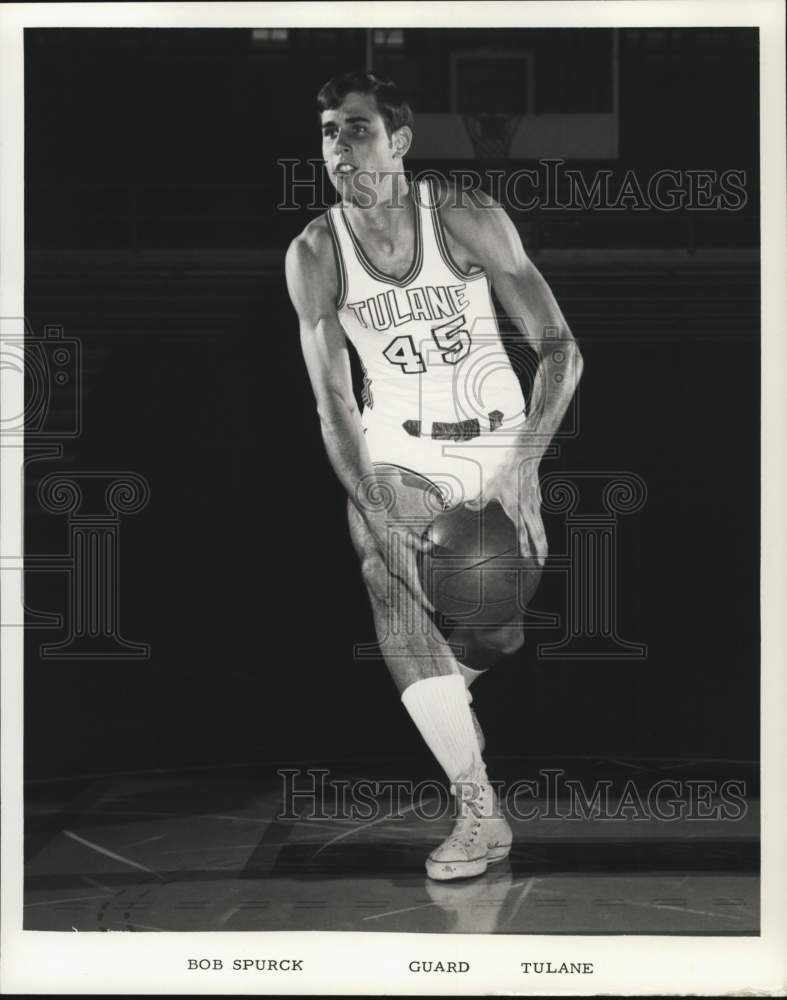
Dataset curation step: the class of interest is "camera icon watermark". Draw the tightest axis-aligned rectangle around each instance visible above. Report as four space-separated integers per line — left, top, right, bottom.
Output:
0 317 82 440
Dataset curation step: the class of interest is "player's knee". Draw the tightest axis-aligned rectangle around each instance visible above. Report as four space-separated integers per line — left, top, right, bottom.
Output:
478 623 525 657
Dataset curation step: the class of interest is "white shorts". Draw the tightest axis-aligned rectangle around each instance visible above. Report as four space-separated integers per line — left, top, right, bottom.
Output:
363 408 526 510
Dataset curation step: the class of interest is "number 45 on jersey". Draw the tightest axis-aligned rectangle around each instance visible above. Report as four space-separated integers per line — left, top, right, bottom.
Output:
383 314 471 374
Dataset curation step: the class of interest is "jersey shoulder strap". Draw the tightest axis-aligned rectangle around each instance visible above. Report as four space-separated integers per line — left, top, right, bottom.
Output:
419 176 487 282
324 206 349 309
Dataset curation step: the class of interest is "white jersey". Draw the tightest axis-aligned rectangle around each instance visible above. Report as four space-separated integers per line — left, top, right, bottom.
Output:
326 178 526 438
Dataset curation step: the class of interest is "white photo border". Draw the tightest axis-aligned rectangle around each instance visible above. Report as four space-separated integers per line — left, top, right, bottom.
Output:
1 1 785 995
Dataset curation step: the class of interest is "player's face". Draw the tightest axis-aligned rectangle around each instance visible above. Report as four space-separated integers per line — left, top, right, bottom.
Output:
321 92 398 200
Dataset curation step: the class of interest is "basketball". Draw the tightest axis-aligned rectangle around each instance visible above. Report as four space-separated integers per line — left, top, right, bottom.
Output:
418 500 542 628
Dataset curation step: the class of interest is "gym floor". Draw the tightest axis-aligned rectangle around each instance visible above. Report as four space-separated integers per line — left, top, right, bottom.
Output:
23 756 758 934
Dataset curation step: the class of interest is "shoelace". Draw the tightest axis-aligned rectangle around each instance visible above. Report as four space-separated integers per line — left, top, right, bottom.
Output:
441 780 492 852
441 818 483 855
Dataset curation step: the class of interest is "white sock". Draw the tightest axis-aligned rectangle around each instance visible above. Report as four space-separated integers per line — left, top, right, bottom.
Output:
400 674 482 782
457 663 486 703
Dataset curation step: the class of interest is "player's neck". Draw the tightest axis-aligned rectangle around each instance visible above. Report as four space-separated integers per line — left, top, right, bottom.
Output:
344 172 413 235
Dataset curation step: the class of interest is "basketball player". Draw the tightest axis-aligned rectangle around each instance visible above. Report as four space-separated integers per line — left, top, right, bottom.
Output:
285 72 582 880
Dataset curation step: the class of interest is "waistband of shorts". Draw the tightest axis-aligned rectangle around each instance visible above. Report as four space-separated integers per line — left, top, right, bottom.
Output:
400 409 514 441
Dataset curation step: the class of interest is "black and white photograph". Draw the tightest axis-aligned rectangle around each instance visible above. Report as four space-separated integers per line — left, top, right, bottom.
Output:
1 1 785 995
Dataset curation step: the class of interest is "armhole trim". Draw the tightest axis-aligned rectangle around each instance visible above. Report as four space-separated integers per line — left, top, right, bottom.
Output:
427 177 487 282
325 209 348 309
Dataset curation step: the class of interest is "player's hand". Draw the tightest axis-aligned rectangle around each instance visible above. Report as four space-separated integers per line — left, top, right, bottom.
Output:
466 450 548 568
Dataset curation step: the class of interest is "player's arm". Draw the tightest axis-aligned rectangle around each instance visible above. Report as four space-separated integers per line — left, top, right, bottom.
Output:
285 229 380 521
441 191 583 563
285 228 429 584
443 191 583 451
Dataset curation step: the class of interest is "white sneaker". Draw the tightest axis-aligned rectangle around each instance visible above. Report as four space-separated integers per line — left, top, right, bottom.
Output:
425 766 512 881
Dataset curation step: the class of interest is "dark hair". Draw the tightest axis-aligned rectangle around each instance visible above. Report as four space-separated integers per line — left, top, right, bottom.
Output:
316 71 414 138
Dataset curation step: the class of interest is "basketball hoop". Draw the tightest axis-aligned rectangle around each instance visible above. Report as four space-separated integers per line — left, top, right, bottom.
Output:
462 113 521 161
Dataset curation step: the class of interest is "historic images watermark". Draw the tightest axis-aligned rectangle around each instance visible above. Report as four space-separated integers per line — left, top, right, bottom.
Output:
1 316 151 657
277 159 749 213
278 767 748 823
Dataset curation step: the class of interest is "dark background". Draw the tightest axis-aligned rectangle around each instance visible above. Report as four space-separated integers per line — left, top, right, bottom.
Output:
23 28 759 780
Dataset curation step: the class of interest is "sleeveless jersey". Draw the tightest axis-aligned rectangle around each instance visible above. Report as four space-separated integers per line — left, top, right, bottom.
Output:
325 178 526 434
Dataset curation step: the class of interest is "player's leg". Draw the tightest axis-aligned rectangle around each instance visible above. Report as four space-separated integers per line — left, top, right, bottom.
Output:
347 463 511 879
346 464 457 694
452 616 526 673
445 495 541 694
444 492 543 753
347 466 487 754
